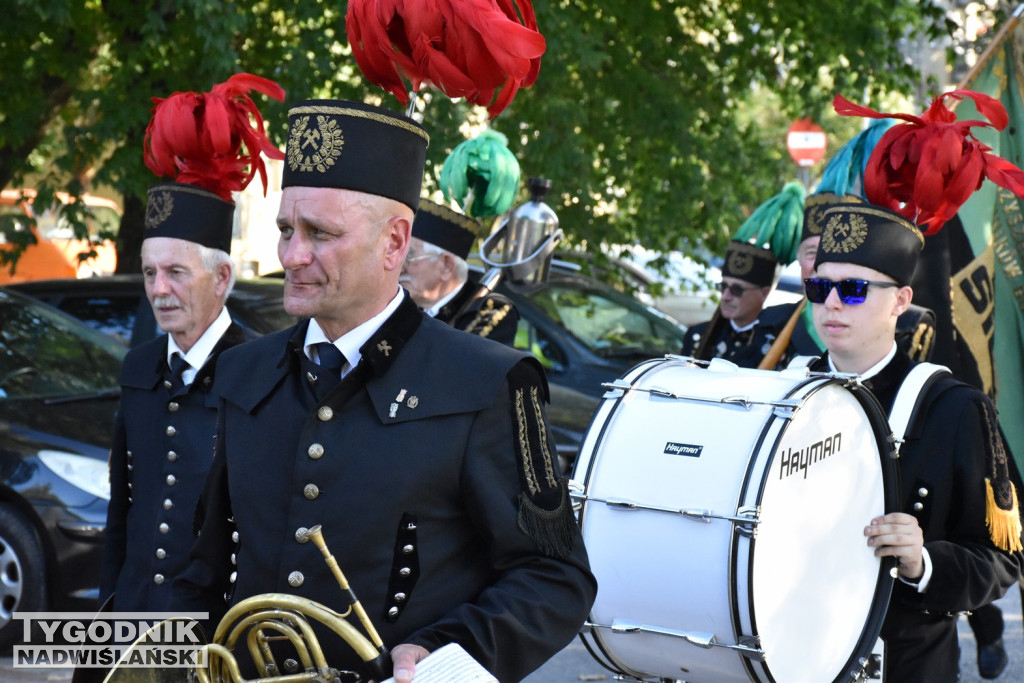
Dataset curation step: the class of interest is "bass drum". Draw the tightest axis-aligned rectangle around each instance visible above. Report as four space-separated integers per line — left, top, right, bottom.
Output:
571 357 898 682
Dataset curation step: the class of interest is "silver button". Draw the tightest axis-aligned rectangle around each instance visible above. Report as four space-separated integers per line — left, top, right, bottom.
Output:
166 425 176 437
402 544 414 554
317 406 334 422
913 502 924 511
230 553 237 565
283 659 299 673
229 571 237 584
163 380 173 389
303 484 320 500
156 548 166 559
168 402 179 412
388 607 399 618
306 371 317 383
288 571 304 587
154 574 165 585
295 527 310 543
166 474 176 486
394 592 407 603
167 451 178 462
399 567 411 576
232 531 240 544
159 523 170 534
163 498 173 510
918 487 929 497
127 482 133 490
308 443 324 459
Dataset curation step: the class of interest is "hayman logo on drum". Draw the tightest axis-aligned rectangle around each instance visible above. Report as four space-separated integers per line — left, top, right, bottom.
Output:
13 612 208 668
778 431 842 480
664 442 703 457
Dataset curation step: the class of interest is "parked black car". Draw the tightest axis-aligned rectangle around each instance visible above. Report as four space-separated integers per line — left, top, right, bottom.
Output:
9 274 296 347
13 265 687 470
0 288 126 647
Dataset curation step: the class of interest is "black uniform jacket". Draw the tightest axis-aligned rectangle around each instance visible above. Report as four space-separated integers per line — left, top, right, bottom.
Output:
811 351 1022 682
173 295 595 682
100 322 256 611
434 280 519 347
679 314 783 368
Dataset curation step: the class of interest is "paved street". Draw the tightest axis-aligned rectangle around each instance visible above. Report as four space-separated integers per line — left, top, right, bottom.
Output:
3 586 1021 681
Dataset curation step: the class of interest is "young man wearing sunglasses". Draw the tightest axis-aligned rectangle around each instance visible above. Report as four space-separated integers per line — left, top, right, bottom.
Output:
804 202 1022 682
680 240 781 366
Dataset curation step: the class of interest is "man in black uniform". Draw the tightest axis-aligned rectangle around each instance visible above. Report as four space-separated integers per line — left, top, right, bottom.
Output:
804 202 1022 682
174 100 596 683
401 199 519 346
680 240 781 366
99 182 258 611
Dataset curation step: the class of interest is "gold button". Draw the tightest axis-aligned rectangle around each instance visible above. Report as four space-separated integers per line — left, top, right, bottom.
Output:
155 548 166 559
167 451 178 462
308 443 324 459
159 523 170 534
317 406 334 422
154 574 165 585
288 571 304 587
166 425 176 437
295 527 310 543
166 474 176 486
168 402 179 412
163 498 173 510
303 484 320 500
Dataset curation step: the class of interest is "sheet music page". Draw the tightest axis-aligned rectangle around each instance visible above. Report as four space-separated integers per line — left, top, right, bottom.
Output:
380 643 498 682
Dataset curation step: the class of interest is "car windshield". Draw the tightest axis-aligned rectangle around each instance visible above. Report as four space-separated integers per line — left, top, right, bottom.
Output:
524 276 686 358
0 291 126 400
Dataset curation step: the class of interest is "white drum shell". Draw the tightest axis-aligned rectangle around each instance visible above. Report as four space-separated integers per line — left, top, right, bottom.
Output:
573 359 891 682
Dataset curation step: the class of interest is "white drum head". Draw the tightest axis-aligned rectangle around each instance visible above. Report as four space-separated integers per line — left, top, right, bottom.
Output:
750 382 886 681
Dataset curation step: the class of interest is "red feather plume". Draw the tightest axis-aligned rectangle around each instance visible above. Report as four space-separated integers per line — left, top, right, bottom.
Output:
144 73 286 202
346 0 546 118
834 91 1024 235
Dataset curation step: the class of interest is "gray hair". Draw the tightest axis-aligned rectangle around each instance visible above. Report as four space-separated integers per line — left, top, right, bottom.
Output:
197 243 236 304
419 240 468 281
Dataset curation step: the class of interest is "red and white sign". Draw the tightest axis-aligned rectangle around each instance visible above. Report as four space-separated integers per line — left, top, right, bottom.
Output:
786 119 827 167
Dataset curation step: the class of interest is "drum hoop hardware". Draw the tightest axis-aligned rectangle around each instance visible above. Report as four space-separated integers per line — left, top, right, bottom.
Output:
600 379 805 413
586 619 766 661
572 494 761 529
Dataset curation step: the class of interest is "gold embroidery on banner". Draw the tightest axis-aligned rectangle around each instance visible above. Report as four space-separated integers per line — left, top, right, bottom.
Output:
145 191 174 229
287 115 344 173
287 105 431 143
514 387 540 495
529 386 556 488
821 214 869 254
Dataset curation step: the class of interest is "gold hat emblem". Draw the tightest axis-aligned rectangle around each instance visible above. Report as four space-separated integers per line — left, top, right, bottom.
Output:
287 115 344 173
821 213 869 254
145 190 174 229
726 251 753 276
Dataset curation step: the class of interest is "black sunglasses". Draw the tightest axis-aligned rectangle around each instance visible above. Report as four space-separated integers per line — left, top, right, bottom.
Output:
803 277 898 305
716 281 759 297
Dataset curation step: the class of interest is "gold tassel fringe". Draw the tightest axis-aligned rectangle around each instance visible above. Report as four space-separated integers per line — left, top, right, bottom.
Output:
985 478 1024 553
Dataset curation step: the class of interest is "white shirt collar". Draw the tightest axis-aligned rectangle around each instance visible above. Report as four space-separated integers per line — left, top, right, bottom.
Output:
828 341 898 380
730 318 759 333
425 284 463 318
166 306 232 386
303 288 405 377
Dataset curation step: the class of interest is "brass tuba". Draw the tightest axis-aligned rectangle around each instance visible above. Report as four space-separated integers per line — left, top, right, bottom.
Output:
103 525 390 683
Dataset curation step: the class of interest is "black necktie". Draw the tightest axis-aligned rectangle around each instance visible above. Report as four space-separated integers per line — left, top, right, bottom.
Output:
169 353 189 389
315 342 346 380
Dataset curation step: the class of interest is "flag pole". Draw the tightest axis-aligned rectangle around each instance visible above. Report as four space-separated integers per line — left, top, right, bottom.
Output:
957 4 1023 90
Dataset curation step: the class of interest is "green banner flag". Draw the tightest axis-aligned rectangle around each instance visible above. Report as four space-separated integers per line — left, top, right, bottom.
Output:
955 11 1024 469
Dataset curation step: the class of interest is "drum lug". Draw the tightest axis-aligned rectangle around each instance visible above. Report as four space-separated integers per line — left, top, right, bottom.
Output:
735 635 765 661
734 505 760 538
568 480 585 511
602 378 631 398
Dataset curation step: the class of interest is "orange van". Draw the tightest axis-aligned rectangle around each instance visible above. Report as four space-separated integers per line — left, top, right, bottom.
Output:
0 189 120 284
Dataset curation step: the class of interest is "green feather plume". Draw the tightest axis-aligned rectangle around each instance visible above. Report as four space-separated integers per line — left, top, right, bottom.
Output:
733 182 806 264
440 129 521 218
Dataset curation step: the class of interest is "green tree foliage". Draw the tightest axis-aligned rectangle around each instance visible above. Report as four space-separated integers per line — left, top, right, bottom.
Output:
1 0 962 274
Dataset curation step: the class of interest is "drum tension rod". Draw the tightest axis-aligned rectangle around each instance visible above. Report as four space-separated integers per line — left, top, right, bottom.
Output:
589 619 766 661
583 496 761 530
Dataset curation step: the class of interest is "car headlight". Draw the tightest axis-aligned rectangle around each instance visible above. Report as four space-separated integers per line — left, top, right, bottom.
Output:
38 450 110 501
